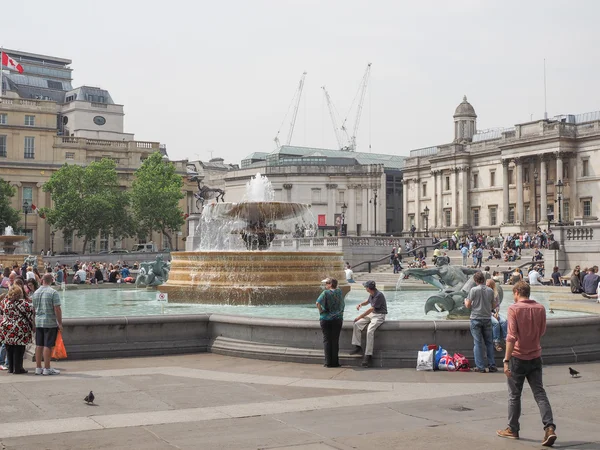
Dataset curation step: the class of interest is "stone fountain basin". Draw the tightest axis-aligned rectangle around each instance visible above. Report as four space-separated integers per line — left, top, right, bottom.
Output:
159 250 350 305
205 202 310 222
1 235 28 244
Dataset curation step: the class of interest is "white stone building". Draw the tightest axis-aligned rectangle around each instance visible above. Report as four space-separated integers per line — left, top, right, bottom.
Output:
402 96 600 236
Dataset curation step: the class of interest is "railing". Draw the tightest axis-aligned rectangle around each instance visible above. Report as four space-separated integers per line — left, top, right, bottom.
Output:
565 227 594 240
55 136 160 151
90 102 108 109
353 239 449 273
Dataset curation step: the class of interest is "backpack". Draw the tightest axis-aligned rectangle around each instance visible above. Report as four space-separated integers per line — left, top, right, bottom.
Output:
453 353 470 372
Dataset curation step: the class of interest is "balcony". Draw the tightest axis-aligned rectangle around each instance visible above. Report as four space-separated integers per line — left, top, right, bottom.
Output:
54 136 160 151
0 96 58 113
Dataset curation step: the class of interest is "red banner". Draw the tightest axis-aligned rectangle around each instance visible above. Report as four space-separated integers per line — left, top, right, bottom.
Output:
318 214 326 226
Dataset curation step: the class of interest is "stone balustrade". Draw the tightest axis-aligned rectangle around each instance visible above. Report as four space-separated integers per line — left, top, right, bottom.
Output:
55 136 160 151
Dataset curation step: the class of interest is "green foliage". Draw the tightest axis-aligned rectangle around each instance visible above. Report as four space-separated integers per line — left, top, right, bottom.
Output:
0 178 21 230
42 159 134 253
130 152 184 249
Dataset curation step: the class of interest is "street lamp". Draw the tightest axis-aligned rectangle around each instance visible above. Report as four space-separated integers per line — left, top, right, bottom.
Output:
50 230 55 255
533 168 538 231
22 200 32 252
556 179 564 225
369 190 378 236
341 203 348 236
423 206 430 237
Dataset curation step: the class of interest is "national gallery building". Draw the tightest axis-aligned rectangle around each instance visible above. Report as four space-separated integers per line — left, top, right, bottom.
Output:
401 96 600 236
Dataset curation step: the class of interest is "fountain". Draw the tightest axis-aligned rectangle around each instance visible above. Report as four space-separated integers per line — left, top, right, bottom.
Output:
159 173 350 305
1 226 28 255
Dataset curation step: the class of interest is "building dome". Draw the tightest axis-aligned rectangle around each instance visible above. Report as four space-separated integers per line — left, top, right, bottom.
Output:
454 95 477 118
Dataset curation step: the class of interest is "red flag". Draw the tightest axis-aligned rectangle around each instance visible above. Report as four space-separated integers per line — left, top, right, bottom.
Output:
1 52 24 74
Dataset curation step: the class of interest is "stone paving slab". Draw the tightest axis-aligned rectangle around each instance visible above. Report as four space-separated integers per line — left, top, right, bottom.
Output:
0 354 598 449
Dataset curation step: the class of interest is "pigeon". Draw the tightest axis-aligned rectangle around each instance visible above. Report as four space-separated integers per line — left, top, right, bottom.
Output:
549 308 555 314
569 367 580 378
84 391 95 404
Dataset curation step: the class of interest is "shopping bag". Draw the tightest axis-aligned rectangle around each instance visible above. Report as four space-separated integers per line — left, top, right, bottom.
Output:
51 331 67 360
453 352 470 372
438 354 457 371
416 349 434 371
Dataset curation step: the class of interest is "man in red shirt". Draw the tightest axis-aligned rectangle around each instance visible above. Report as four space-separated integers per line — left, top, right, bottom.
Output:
497 281 557 447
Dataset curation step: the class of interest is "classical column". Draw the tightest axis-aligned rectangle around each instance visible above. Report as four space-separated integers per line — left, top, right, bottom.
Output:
402 180 408 232
460 167 469 227
515 158 524 224
326 183 337 226
571 156 578 217
556 151 563 221
540 157 548 224
414 178 420 231
361 187 369 234
348 185 357 235
431 171 437 231
502 159 510 223
437 170 443 228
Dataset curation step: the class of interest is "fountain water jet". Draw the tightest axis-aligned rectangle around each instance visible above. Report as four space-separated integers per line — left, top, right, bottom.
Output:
1 226 28 255
160 173 349 305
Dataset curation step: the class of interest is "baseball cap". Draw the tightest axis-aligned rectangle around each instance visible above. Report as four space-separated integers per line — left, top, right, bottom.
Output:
321 278 330 283
363 280 376 290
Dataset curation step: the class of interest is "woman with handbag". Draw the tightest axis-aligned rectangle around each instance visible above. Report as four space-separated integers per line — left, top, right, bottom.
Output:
0 285 35 374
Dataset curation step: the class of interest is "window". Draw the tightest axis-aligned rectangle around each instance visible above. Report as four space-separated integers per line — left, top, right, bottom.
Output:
87 238 97 253
47 80 63 90
582 159 589 177
445 176 450 191
409 215 415 227
338 191 345 203
508 169 514 184
24 115 35 126
524 169 529 184
472 173 478 189
64 231 73 252
509 205 515 223
65 95 75 102
525 205 530 224
65 152 75 159
562 201 570 222
490 171 495 187
489 207 497 226
24 137 35 159
472 208 480 226
23 187 33 205
583 199 592 217
311 188 321 203
0 135 6 157
422 183 427 197
0 113 6 124
444 209 451 227
100 233 109 252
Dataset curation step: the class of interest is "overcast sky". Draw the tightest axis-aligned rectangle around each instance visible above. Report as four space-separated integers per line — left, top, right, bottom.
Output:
4 0 599 163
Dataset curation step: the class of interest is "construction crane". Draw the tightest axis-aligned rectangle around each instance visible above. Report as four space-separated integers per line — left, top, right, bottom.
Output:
340 63 372 152
321 86 349 149
274 72 307 149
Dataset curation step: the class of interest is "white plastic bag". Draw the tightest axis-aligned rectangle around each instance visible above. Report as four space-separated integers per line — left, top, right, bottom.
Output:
416 349 434 371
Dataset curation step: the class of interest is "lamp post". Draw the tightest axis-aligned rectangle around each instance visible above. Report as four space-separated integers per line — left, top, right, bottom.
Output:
50 230 55 255
423 206 430 237
556 179 564 225
22 200 32 253
341 203 347 236
369 190 378 236
533 168 538 231
176 231 182 251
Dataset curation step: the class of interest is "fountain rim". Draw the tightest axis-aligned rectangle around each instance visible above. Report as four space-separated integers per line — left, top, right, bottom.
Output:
169 250 345 257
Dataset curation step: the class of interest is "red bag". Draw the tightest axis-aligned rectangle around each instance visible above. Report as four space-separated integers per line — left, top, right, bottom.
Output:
453 352 470 372
51 331 67 360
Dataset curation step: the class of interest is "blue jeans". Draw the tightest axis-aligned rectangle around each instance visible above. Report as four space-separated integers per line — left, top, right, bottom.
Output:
492 315 507 343
470 318 496 370
0 343 7 366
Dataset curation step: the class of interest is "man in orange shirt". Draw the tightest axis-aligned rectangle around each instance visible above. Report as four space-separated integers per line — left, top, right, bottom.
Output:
497 281 557 447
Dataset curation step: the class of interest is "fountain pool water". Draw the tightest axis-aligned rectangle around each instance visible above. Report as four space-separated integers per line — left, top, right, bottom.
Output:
1 226 28 255
59 287 586 320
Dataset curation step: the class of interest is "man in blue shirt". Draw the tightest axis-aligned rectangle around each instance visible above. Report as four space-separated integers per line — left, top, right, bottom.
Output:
461 245 469 266
121 265 131 279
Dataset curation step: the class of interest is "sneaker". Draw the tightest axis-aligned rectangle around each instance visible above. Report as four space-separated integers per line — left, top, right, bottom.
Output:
42 368 60 376
488 365 499 373
35 368 43 375
471 367 487 373
497 427 519 440
542 426 557 447
0 365 8 371
361 355 372 368
349 345 362 355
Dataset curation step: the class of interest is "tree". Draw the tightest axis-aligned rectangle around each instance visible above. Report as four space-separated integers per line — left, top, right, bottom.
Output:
130 152 184 250
42 159 134 254
0 178 21 231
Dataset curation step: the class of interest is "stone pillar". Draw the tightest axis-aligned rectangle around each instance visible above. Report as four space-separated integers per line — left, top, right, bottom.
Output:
556 152 563 220
361 187 369 234
460 167 469 227
453 168 459 227
431 171 437 232
402 180 408 232
437 171 443 228
540 157 548 224
326 184 337 226
414 178 420 231
348 185 357 235
571 156 578 217
502 160 510 223
515 158 524 224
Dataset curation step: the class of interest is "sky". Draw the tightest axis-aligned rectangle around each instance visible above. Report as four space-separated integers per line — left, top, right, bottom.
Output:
3 0 600 163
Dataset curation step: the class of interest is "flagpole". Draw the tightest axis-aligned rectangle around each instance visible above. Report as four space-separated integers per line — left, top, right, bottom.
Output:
0 47 4 102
